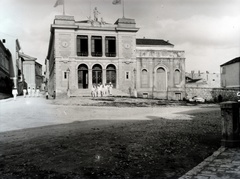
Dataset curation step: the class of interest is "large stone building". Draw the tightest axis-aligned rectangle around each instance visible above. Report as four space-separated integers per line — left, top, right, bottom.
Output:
46 15 185 100
220 57 240 89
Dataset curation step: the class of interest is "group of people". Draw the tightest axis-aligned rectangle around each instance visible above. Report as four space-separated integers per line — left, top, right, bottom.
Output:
23 87 40 98
91 82 113 97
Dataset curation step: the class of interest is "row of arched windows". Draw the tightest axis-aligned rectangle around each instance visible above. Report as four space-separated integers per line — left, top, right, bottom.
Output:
141 68 181 89
77 64 181 90
78 64 116 89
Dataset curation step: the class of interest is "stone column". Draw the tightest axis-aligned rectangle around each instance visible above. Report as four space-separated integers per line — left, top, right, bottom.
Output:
88 35 92 57
102 36 105 57
116 68 119 89
88 69 92 88
102 69 106 85
220 101 240 147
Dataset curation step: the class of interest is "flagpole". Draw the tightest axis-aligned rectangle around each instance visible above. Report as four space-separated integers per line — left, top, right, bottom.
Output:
63 0 65 15
90 0 92 19
122 0 125 18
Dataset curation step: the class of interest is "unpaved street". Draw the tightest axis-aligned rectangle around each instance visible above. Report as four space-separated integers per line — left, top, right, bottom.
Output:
0 96 219 133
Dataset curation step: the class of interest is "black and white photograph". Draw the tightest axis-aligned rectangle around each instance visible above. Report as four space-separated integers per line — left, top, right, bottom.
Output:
0 0 240 178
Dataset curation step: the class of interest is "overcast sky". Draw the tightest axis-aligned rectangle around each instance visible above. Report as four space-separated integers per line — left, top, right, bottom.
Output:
1 0 240 73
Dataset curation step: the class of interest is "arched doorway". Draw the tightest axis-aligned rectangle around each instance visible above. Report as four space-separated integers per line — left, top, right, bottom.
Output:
106 64 116 88
156 67 167 91
78 64 88 89
92 64 102 85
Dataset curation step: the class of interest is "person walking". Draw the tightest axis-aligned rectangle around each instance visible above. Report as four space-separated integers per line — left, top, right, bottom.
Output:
36 87 40 97
23 88 27 98
109 82 113 95
99 83 103 97
32 87 35 97
96 84 100 97
28 87 31 97
12 88 18 100
104 83 108 95
91 84 96 97
46 91 48 99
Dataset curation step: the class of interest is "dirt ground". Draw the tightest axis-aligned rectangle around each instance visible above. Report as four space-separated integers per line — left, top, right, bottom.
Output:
0 98 221 179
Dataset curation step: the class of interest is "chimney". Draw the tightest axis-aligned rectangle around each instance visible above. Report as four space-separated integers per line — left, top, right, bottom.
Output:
2 39 6 43
191 70 194 79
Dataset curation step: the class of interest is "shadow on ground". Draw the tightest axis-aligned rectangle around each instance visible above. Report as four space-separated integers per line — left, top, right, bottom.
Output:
0 108 221 178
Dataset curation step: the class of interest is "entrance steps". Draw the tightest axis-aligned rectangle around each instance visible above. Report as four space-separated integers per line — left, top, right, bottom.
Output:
70 88 129 97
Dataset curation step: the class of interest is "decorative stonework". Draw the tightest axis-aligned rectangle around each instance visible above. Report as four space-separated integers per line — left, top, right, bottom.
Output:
122 61 133 65
59 34 71 57
122 36 133 58
136 50 185 58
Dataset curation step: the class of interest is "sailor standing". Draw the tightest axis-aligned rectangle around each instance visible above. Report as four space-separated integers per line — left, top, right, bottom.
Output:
27 87 31 97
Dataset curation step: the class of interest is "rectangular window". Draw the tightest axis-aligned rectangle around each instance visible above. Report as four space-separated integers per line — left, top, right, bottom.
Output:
91 36 102 57
175 93 181 100
77 35 88 56
63 71 68 80
125 71 131 80
105 36 116 57
221 66 226 74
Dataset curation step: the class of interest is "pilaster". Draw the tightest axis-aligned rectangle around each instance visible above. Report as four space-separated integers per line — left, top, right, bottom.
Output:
88 69 92 88
103 69 106 85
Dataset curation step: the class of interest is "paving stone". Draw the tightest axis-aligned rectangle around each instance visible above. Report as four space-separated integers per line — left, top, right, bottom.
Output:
179 148 240 179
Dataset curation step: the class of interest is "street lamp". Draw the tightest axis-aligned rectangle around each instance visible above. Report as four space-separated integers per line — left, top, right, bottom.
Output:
133 68 137 97
66 68 70 97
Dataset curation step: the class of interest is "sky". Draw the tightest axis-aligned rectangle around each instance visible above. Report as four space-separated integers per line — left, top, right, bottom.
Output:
1 0 240 73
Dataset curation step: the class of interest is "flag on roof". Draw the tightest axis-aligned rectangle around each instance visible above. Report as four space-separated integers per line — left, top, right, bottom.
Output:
112 0 121 5
54 0 64 7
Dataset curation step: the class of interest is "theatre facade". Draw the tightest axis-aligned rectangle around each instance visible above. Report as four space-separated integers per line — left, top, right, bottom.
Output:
46 15 185 100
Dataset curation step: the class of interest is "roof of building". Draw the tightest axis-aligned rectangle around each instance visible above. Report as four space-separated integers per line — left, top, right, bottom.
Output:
220 57 240 67
0 40 11 56
19 52 37 61
136 38 174 46
35 61 42 66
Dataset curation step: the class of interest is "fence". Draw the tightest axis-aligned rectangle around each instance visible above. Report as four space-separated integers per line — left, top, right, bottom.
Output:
186 87 240 102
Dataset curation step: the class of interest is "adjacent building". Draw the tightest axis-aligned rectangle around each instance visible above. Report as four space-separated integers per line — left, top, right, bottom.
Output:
3 38 22 89
46 15 185 100
19 52 43 90
35 61 44 90
220 57 240 89
0 40 13 94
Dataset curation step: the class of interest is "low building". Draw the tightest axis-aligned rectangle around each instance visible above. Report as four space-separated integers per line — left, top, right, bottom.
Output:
220 57 240 89
186 71 220 88
46 15 185 100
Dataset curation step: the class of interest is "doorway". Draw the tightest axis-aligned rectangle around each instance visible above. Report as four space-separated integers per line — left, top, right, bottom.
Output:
92 64 102 85
78 64 88 89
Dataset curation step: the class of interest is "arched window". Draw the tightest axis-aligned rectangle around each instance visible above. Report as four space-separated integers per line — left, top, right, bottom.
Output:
78 64 88 89
174 69 181 85
141 69 148 88
106 64 116 88
155 67 167 91
92 64 102 85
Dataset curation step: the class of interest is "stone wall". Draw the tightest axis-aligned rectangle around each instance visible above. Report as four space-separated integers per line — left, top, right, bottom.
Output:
186 87 240 102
